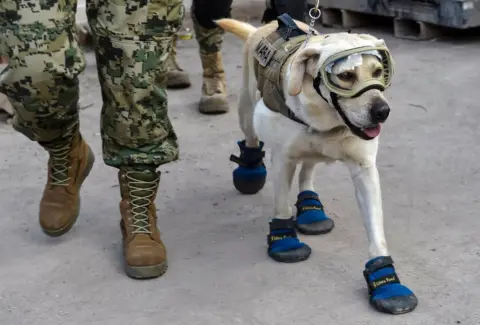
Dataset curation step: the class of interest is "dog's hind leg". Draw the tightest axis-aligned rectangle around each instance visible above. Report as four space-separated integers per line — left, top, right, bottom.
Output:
237 87 259 148
237 40 259 148
272 155 296 220
294 161 335 235
266 154 312 263
229 51 267 195
347 162 418 315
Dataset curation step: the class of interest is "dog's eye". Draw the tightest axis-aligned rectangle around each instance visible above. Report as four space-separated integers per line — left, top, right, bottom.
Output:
372 68 383 78
337 71 355 82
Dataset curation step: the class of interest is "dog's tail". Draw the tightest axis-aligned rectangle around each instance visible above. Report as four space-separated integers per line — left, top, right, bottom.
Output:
214 19 257 41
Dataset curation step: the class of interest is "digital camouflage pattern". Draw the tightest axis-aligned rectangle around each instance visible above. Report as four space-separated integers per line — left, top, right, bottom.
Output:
0 0 184 167
0 0 84 142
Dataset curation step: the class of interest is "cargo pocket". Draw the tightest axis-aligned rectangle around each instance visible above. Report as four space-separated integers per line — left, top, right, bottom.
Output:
99 36 174 149
88 0 184 39
146 0 185 37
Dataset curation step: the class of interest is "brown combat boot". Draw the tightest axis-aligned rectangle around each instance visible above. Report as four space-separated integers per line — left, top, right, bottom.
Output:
166 37 191 89
39 132 95 237
192 15 229 114
198 51 229 114
118 167 168 279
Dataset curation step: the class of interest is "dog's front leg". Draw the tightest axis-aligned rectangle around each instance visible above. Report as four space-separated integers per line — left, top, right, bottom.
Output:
294 161 335 235
298 161 316 192
272 155 296 219
267 154 312 263
347 163 388 258
347 162 418 315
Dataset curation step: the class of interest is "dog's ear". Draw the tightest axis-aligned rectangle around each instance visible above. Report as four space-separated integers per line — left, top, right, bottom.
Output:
358 34 387 48
288 47 322 97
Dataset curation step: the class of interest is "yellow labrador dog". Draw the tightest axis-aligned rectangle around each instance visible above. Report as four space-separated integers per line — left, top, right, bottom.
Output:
218 14 418 315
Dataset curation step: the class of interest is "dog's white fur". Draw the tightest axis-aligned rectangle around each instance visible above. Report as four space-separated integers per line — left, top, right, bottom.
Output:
216 18 392 259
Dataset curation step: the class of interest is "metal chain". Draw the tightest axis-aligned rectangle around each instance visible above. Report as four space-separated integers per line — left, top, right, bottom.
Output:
302 0 321 48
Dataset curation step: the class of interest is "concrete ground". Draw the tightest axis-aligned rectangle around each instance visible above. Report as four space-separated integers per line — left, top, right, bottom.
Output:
1 1 480 324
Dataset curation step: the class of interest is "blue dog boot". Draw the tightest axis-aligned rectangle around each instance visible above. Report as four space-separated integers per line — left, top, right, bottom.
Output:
295 191 334 235
364 256 418 315
230 140 267 195
267 217 312 263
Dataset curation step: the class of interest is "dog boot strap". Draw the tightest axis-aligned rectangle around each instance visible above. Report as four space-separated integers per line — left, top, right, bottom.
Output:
269 217 297 232
267 218 298 245
229 152 265 168
229 140 265 168
295 191 324 213
267 217 312 263
363 256 400 294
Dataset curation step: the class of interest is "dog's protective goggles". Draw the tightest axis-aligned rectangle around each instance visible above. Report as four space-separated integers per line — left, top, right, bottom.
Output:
317 46 394 98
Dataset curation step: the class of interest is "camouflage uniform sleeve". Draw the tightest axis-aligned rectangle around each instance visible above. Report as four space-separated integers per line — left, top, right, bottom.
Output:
0 0 85 142
88 0 184 167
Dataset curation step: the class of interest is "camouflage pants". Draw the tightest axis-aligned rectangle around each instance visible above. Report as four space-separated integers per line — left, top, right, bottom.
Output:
191 0 233 54
0 0 184 167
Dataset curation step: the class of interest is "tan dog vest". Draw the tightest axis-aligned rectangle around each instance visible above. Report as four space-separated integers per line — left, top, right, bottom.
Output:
253 28 307 124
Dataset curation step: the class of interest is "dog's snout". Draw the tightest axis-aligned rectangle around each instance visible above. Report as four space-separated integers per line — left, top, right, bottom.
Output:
370 99 390 123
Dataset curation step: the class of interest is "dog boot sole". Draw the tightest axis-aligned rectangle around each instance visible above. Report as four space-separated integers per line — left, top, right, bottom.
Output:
296 219 335 235
371 294 419 315
268 245 312 263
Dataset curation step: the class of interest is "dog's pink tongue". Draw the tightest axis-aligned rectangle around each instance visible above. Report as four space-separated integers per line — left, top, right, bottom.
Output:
363 124 382 138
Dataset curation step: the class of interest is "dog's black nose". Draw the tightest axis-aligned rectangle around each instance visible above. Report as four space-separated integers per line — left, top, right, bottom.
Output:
370 99 390 123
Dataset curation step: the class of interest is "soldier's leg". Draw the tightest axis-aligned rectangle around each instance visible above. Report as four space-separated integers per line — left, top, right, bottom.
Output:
166 27 192 89
76 0 191 90
87 0 183 279
262 0 309 24
0 0 95 237
191 0 233 114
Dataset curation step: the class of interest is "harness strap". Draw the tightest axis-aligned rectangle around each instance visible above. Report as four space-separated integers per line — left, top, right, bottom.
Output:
277 13 307 40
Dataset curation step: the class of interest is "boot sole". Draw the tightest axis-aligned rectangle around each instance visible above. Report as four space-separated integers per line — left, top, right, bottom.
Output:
199 96 229 115
125 260 168 279
42 145 95 237
167 75 191 89
167 82 191 89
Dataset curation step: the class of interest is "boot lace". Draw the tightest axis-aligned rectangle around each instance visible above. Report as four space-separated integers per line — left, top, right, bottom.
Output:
125 171 159 234
49 143 72 186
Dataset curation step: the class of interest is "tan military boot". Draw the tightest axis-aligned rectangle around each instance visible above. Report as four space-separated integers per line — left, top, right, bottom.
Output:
192 16 229 114
39 132 95 237
198 51 229 114
166 37 191 89
118 167 168 279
